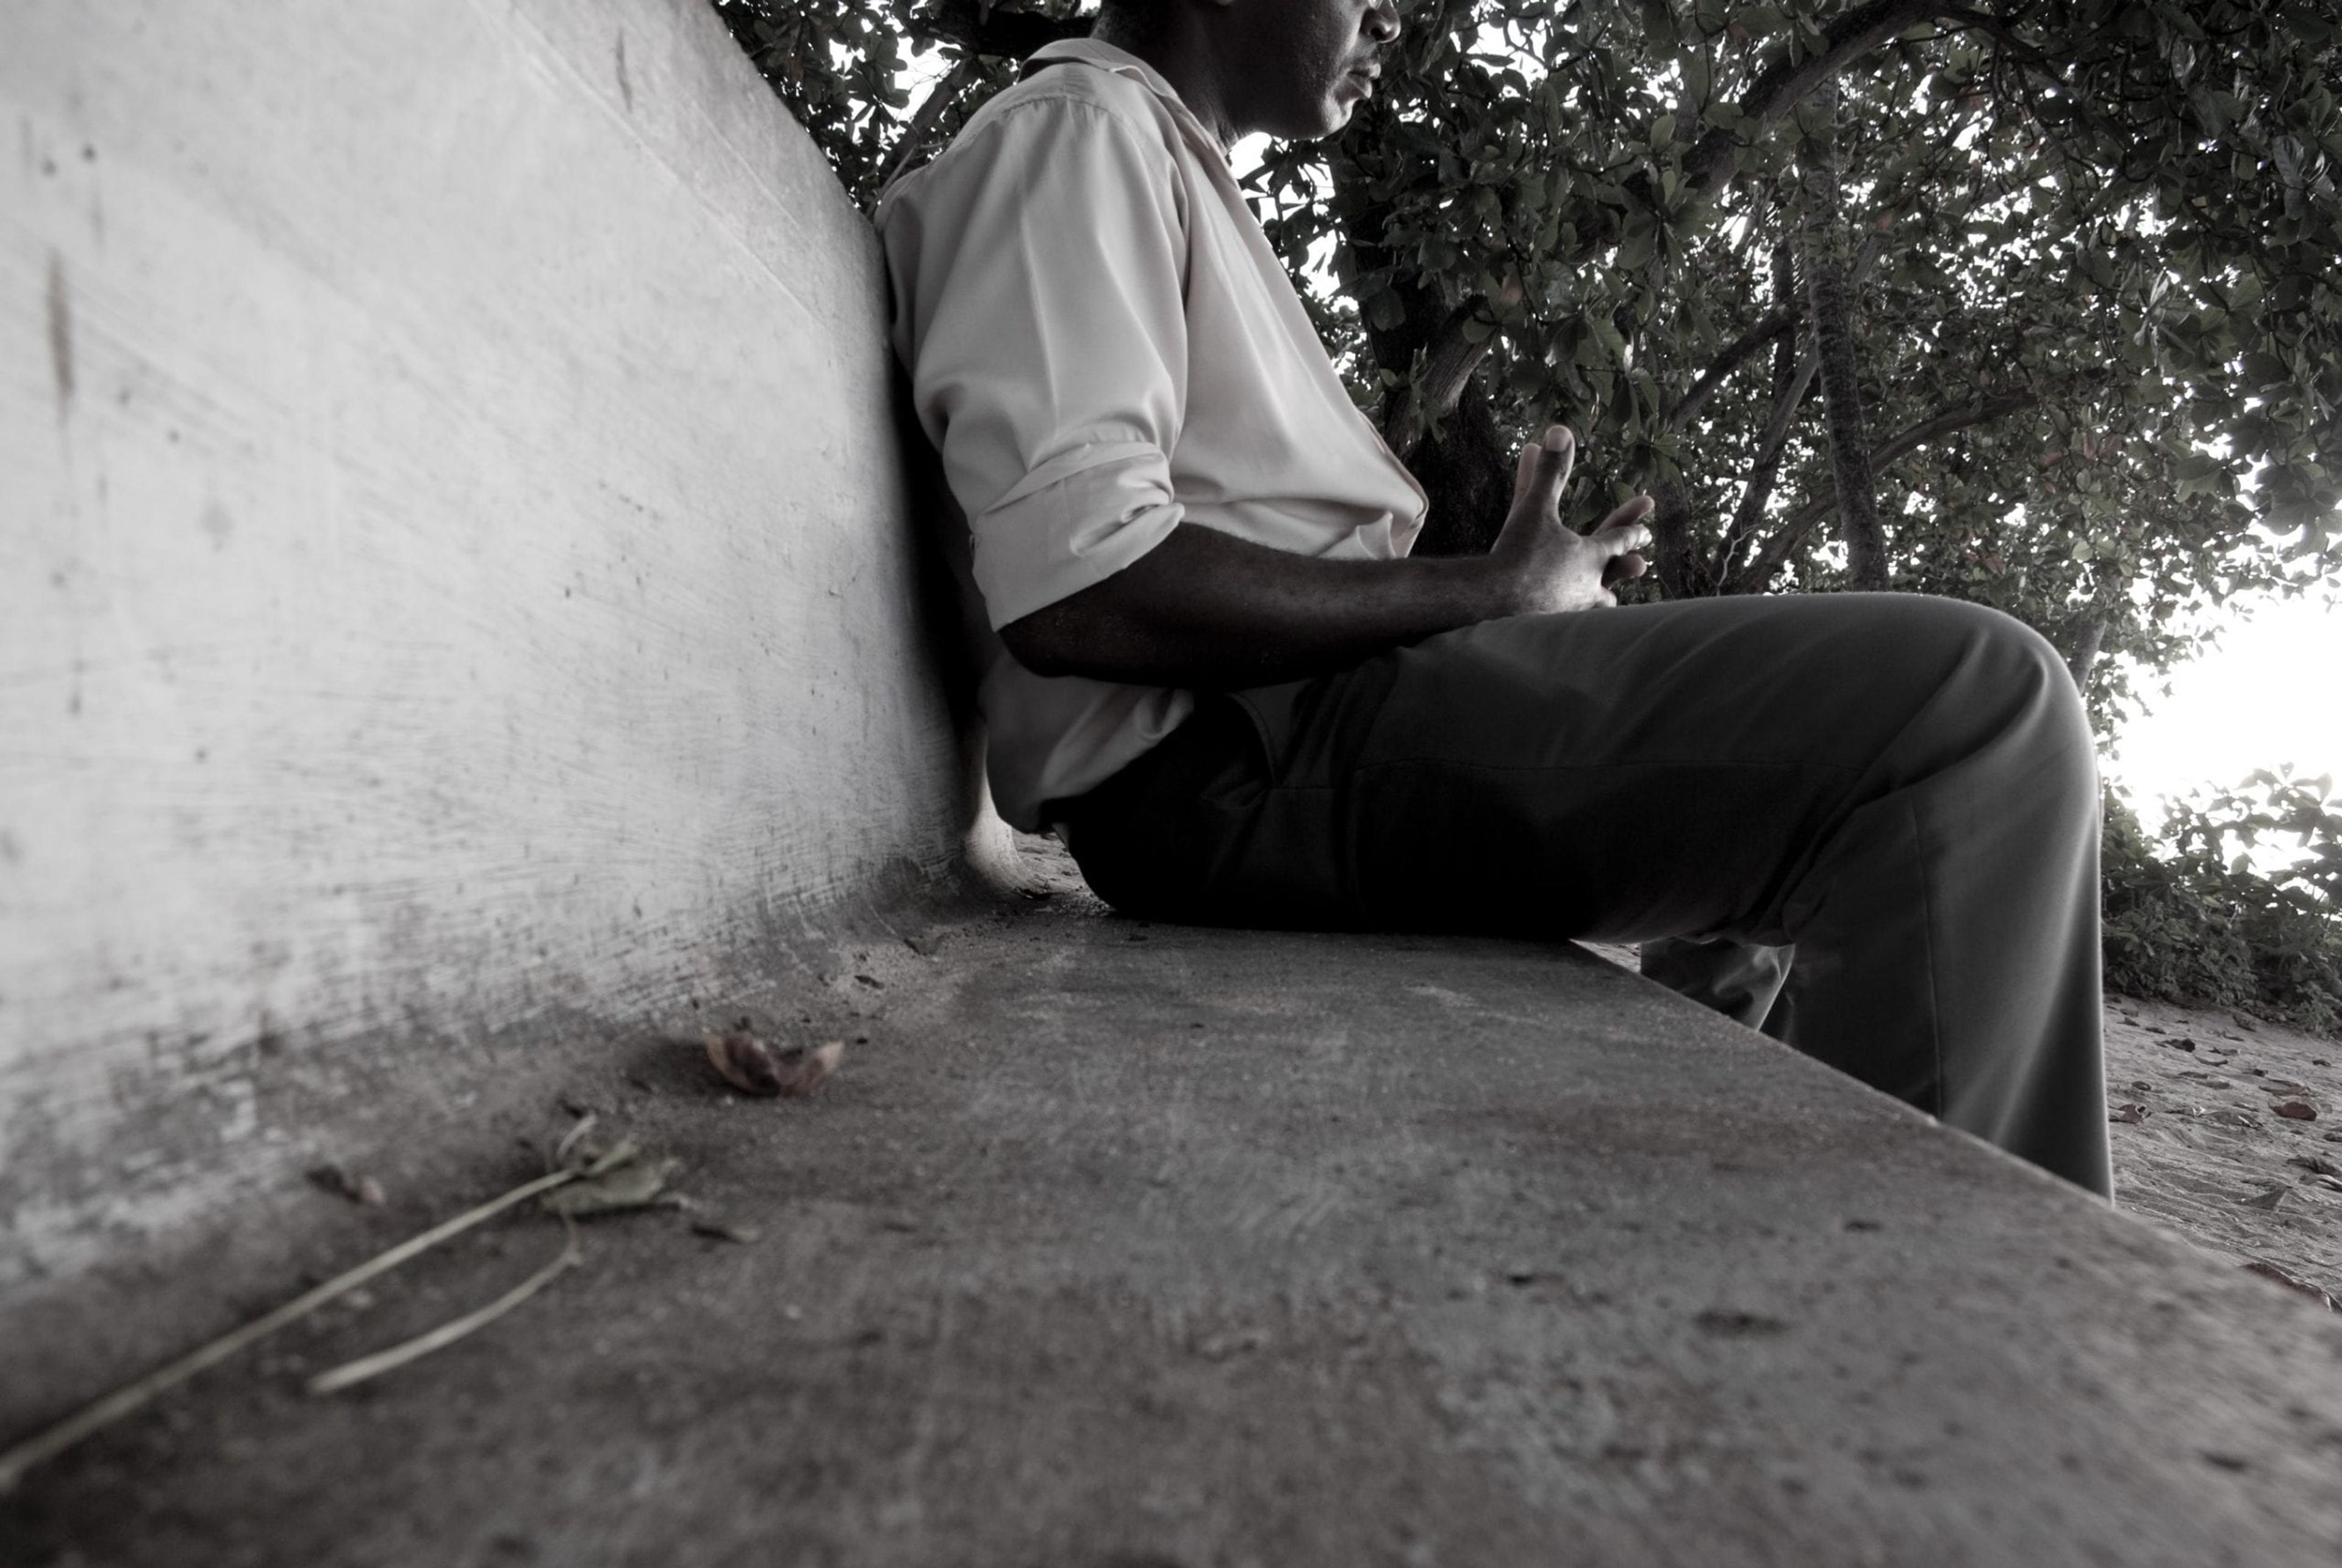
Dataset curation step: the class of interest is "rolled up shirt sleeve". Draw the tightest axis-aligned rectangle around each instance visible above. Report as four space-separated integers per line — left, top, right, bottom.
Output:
883 96 1191 631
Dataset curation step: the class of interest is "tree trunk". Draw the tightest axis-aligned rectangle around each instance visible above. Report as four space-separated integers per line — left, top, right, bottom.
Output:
1797 79 1889 592
2065 617 2106 692
1648 479 1706 599
1403 374 1513 558
1717 245 1814 590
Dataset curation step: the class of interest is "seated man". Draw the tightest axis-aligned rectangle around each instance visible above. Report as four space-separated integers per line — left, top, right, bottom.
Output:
876 0 2111 1196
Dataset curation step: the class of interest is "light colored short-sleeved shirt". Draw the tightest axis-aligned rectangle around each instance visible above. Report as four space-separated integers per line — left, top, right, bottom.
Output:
875 38 1427 829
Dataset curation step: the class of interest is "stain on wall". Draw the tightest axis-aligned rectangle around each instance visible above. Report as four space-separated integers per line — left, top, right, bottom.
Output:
45 249 71 413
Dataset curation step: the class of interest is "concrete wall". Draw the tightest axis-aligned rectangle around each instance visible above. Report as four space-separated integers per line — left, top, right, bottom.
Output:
0 0 965 1282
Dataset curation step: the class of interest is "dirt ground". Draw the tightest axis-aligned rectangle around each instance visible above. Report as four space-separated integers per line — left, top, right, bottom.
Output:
1115 936 2340 1298
1577 939 2341 1305
2101 994 2342 1304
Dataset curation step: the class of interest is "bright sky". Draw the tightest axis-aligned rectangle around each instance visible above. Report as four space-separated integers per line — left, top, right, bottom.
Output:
2108 593 2341 826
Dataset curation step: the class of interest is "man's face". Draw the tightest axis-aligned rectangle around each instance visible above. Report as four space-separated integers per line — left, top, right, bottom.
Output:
1221 0 1401 140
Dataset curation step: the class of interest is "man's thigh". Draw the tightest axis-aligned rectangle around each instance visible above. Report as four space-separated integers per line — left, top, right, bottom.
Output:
1068 592 2057 942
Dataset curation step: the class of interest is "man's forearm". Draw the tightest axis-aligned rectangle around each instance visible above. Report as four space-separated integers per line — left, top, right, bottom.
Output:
999 523 1511 689
998 431 1653 689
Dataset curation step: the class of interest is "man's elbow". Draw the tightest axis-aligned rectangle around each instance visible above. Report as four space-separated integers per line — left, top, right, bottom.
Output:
998 603 1089 680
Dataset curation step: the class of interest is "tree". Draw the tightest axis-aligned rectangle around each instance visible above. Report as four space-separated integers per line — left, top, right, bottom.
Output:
715 0 2340 730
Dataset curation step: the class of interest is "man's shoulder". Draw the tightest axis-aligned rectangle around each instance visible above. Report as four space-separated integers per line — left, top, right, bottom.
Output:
983 58 1175 134
923 61 1181 185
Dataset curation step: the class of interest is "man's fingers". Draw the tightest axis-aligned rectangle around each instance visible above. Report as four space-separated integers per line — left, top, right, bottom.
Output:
1591 493 1655 551
1602 551 1649 589
1597 494 1655 530
1512 440 1538 505
1524 424 1574 506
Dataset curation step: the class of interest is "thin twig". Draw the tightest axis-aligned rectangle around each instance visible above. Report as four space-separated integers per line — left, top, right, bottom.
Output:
307 1224 584 1396
0 1163 586 1494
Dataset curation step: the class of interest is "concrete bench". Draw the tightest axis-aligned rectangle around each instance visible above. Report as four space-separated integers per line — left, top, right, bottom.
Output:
5 2 2340 1563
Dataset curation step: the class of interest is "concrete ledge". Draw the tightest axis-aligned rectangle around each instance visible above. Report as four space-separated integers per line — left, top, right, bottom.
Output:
7 897 2340 1564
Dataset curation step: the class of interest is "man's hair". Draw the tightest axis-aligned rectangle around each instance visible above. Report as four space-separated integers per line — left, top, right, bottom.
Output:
1092 0 1169 46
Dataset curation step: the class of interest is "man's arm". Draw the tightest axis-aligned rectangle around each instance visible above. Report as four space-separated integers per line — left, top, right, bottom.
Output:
1002 426 1655 689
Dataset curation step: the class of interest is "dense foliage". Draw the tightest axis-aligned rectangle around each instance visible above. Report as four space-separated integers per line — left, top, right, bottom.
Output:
2104 771 2342 1032
715 0 2342 1025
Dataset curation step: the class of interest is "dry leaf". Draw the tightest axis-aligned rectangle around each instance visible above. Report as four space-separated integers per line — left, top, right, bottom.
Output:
2275 1101 2318 1121
2288 1155 2341 1177
307 1165 385 1207
704 1026 842 1098
705 1024 784 1095
689 1217 762 1244
542 1154 682 1217
778 1040 845 1097
2240 1186 2287 1211
2109 1104 2150 1125
2241 1260 2338 1310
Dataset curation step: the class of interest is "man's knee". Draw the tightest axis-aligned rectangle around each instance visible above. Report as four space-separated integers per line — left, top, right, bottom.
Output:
1896 596 2097 822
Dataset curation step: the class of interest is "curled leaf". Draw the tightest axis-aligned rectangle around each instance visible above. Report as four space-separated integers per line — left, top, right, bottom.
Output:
781 1040 845 1098
704 1028 843 1098
552 1112 601 1171
706 1027 785 1095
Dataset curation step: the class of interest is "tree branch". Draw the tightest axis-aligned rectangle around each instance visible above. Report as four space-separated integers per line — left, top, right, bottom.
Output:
1678 0 1966 199
1386 302 1499 458
1735 393 2037 591
881 57 977 186
1663 309 1798 434
1713 246 1814 589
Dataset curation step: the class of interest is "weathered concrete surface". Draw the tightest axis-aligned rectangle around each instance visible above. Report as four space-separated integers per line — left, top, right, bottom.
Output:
0 0 964 1283
6 895 2340 1567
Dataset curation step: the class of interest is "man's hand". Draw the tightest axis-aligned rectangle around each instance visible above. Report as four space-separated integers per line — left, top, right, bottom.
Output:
1486 425 1653 615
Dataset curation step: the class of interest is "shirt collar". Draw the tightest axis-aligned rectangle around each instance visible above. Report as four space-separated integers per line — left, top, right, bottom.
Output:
1021 37 1230 159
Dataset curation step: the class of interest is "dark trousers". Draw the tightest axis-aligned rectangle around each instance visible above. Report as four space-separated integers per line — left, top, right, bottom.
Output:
1055 593 2113 1197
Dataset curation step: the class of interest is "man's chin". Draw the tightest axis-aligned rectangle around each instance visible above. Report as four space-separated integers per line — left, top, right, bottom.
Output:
1303 100 1358 139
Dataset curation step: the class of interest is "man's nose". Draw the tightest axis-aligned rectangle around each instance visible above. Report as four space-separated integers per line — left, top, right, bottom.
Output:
1363 1 1401 43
